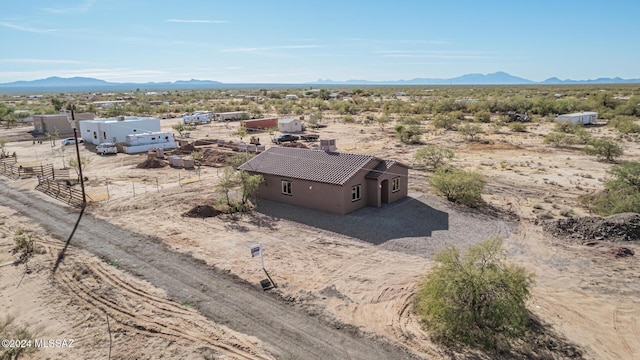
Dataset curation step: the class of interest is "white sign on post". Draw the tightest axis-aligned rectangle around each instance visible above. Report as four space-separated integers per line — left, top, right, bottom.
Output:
250 242 265 269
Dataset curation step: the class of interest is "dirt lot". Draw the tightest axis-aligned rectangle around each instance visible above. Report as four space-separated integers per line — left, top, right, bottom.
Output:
1 116 640 359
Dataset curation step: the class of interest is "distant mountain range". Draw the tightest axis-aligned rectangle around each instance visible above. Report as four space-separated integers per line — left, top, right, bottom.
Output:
1 73 639 92
311 72 640 85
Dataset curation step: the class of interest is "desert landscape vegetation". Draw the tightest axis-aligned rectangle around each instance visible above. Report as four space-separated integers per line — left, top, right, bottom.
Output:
1 84 640 359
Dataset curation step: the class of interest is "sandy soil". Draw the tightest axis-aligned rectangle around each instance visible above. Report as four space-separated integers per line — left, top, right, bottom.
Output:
1 116 639 359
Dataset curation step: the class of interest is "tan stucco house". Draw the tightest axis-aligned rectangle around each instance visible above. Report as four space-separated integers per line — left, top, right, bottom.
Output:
238 147 410 215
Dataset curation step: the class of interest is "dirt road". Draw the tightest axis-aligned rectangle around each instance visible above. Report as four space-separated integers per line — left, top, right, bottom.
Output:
0 182 419 360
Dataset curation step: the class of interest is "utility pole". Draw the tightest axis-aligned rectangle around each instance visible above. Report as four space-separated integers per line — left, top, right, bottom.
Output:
70 105 86 206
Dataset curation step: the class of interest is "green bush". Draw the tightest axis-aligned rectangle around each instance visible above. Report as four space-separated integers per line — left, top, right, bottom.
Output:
432 114 458 130
584 138 623 162
458 123 483 141
415 238 534 350
395 125 422 144
414 145 454 170
586 161 640 215
543 132 577 147
508 122 526 132
474 110 491 123
430 168 485 206
608 115 640 134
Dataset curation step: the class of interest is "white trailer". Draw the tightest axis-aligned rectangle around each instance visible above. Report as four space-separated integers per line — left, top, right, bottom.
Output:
183 111 212 124
122 132 177 154
213 111 249 122
557 112 598 125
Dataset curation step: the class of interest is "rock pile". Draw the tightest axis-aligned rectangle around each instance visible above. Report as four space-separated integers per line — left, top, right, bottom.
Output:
545 213 640 243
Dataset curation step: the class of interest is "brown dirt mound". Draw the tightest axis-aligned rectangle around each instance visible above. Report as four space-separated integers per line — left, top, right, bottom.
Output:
137 158 167 169
545 212 640 243
281 142 308 149
182 205 222 218
199 149 236 167
173 143 198 155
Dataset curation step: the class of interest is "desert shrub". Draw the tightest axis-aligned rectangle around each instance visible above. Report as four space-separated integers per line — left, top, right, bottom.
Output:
432 114 458 130
0 315 39 359
608 115 640 134
587 161 640 215
400 116 421 125
430 168 485 206
584 138 623 162
395 125 422 144
414 145 454 170
508 122 526 132
13 229 35 261
543 132 576 147
458 123 483 141
342 115 355 123
554 120 580 133
415 237 534 350
474 110 491 123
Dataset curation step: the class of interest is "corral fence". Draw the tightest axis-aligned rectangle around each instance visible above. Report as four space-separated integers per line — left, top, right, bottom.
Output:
35 166 83 207
0 158 57 180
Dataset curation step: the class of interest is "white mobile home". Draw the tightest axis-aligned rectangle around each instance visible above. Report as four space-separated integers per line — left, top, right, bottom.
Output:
557 112 598 125
79 116 161 145
183 111 212 124
123 132 177 154
278 118 302 133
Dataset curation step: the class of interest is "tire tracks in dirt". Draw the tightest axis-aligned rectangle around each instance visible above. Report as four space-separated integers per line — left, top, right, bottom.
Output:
0 184 419 360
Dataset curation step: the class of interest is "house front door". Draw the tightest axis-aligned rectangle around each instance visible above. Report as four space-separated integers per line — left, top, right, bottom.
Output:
381 179 389 204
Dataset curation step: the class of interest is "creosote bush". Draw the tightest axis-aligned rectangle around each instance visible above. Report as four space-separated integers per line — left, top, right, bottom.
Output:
430 168 485 206
414 237 534 351
414 145 454 171
584 138 623 162
583 161 640 215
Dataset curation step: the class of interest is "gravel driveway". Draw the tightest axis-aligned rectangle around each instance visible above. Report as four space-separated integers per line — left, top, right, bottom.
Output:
256 193 515 258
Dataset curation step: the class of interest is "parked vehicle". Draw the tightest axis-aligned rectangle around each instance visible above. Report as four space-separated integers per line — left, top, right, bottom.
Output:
61 137 84 146
299 134 319 142
272 134 299 144
96 142 118 155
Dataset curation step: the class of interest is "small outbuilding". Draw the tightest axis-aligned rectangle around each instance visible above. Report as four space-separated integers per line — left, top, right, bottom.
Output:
238 147 410 215
557 112 598 125
278 118 302 133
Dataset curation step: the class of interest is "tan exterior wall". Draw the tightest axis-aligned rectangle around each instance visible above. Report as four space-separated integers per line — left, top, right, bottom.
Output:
33 113 94 135
256 174 351 214
251 160 409 215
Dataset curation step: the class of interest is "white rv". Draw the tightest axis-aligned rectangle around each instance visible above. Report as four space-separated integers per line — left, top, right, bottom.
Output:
123 132 177 154
183 111 212 124
557 112 598 125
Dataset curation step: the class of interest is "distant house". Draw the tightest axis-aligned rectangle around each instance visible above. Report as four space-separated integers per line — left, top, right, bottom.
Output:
278 118 302 133
33 112 94 135
238 147 410 215
557 112 598 125
79 116 161 145
285 94 298 100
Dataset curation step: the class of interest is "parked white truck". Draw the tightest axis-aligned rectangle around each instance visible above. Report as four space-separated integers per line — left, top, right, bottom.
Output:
96 142 117 155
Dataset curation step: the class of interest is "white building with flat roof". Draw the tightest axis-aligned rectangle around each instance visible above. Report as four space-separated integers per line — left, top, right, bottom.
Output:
79 116 161 145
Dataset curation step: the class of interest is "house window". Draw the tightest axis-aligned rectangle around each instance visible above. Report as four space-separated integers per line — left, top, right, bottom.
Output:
352 184 361 201
93 131 97 139
281 180 292 195
103 131 106 139
392 177 400 192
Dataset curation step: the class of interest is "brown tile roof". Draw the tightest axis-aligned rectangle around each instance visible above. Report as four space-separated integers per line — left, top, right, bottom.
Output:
365 160 396 179
238 147 377 185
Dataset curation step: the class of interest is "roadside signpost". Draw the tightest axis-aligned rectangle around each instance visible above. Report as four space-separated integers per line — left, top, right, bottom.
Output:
250 242 265 270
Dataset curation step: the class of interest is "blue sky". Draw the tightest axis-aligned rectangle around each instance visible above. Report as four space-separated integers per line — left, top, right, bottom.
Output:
1 0 638 83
